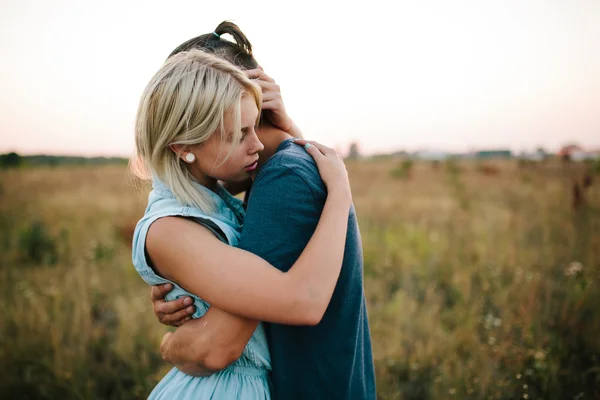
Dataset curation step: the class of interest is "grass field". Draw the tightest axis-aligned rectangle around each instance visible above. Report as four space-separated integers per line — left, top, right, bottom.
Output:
0 158 598 399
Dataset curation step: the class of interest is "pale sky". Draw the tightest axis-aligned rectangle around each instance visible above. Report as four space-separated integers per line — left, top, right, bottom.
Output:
1 0 599 156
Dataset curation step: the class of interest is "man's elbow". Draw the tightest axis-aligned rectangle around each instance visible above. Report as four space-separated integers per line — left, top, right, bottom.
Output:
200 346 244 372
176 348 238 377
170 342 239 376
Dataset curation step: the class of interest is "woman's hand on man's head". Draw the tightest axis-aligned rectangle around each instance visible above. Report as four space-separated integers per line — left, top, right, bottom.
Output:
245 67 294 133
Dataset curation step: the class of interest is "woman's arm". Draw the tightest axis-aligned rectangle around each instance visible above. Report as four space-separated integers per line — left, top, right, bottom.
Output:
147 141 350 325
147 189 348 325
286 121 303 139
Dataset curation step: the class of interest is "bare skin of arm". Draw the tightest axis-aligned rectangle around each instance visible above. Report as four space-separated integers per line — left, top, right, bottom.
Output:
152 193 346 375
148 141 348 325
149 141 349 377
160 307 259 376
147 191 348 323
151 285 258 375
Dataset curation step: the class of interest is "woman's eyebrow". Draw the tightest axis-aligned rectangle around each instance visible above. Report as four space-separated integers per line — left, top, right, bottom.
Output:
241 123 254 132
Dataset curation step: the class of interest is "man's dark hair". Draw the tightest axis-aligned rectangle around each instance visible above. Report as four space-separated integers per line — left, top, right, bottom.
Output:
168 21 259 70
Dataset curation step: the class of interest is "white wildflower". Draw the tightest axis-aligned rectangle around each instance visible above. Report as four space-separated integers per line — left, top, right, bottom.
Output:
565 261 583 276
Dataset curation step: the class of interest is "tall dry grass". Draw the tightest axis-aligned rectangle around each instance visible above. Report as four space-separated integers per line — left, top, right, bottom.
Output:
0 159 598 399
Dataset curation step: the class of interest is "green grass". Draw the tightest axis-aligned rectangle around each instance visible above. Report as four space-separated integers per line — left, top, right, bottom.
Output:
0 160 598 399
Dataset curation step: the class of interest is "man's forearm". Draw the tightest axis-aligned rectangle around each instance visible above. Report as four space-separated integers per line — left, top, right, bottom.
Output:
161 318 224 377
160 308 258 377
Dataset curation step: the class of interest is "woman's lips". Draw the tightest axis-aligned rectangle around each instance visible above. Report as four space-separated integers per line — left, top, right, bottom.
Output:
244 160 258 172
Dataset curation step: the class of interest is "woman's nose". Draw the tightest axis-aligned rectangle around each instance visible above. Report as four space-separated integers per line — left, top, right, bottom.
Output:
249 134 264 154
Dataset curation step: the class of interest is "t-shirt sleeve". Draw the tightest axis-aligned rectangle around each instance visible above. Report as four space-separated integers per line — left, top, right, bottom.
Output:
238 163 326 272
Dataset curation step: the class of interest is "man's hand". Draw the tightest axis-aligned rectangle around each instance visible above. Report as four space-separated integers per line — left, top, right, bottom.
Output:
158 311 250 377
151 283 195 327
158 321 216 376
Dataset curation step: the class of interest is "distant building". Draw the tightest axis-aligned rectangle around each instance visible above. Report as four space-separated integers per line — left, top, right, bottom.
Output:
558 144 584 157
558 144 598 161
519 148 547 161
475 150 512 159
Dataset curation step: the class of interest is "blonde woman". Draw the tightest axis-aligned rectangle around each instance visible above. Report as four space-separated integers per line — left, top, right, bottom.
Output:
132 49 352 398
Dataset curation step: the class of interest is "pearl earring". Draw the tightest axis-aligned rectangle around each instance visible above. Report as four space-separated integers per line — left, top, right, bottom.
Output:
185 153 195 163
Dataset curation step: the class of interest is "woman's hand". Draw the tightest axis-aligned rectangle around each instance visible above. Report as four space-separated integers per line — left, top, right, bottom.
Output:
293 139 351 202
245 67 294 133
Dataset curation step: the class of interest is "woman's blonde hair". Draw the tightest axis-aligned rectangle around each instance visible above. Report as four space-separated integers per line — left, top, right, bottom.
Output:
132 49 262 212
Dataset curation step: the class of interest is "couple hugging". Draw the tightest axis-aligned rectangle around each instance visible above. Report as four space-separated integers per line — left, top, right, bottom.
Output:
132 20 376 399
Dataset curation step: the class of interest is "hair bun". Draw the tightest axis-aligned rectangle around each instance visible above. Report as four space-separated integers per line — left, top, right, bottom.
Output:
213 21 252 55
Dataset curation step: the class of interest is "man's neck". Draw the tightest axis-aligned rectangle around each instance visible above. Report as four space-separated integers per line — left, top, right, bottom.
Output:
256 124 293 168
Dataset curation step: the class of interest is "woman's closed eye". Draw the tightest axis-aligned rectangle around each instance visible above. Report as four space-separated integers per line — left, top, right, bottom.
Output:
240 126 257 143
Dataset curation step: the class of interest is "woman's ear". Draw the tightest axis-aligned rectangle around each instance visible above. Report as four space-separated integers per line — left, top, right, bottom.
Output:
170 144 196 163
169 144 184 155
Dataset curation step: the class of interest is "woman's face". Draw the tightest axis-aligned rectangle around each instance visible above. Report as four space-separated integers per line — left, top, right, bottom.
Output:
188 93 263 186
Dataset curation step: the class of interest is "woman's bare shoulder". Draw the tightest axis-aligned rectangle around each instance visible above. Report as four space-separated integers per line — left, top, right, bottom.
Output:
146 216 222 255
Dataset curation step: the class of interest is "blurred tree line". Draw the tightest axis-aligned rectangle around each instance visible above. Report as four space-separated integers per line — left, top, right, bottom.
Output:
0 152 128 169
0 152 22 168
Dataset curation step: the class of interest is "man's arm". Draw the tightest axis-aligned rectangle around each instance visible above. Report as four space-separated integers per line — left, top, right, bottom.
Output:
157 159 328 374
160 307 259 376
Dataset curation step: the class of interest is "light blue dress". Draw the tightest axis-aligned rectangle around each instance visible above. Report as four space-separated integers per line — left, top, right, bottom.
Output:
132 178 272 399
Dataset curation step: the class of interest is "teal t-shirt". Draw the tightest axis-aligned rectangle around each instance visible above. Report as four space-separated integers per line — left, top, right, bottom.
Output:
239 139 376 399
